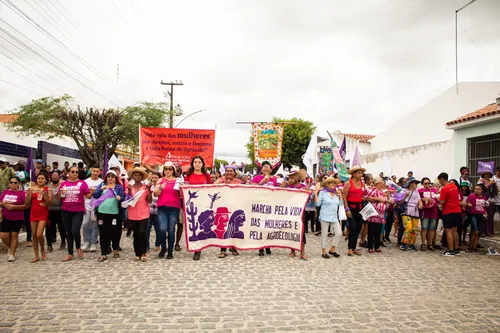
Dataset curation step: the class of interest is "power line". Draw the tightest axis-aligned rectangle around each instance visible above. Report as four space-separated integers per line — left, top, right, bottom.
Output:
457 19 500 78
0 77 43 96
1 0 128 106
0 61 54 94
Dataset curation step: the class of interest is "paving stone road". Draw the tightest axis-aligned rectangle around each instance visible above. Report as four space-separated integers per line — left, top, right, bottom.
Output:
1 231 499 333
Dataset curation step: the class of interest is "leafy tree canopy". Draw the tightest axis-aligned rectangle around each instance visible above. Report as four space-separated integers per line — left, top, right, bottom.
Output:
7 95 167 168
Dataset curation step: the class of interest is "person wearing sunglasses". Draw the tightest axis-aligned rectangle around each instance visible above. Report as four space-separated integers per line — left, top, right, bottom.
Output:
58 166 92 262
0 177 27 262
25 172 53 263
93 170 125 262
154 161 181 260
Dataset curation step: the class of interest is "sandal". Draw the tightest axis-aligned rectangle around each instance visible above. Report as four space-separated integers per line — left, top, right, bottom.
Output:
428 246 435 251
175 245 181 252
113 251 120 258
353 250 362 256
229 248 239 256
300 254 307 261
31 258 40 263
97 255 107 262
218 252 227 258
77 249 84 259
134 256 140 261
141 255 147 262
289 251 296 257
375 249 383 253
347 249 353 256
62 255 73 262
420 245 427 251
41 252 47 260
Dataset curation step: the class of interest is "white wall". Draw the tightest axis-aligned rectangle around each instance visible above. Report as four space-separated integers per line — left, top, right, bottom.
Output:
0 124 79 150
46 153 81 168
369 82 500 153
361 140 453 181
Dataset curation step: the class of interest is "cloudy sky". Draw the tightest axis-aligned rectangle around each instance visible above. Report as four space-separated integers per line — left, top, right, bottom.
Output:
1 0 499 163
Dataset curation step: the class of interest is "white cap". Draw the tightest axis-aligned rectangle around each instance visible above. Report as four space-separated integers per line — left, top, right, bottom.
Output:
105 170 117 177
164 161 175 167
0 157 7 163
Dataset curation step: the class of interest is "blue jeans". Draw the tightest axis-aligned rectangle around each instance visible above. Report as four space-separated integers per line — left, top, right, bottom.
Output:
82 210 98 244
146 214 160 250
157 206 180 255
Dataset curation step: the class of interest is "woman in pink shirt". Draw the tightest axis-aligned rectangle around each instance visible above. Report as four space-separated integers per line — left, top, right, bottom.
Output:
154 161 181 260
127 167 152 262
418 177 439 251
58 166 92 262
466 183 488 252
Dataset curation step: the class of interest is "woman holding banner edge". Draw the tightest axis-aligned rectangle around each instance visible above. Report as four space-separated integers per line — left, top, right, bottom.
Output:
218 165 242 258
184 156 213 261
251 160 278 257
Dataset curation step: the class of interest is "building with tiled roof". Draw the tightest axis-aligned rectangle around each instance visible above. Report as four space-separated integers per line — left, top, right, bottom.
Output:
446 100 500 128
340 133 375 143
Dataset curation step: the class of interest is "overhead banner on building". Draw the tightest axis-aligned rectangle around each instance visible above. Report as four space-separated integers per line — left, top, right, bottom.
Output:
140 128 215 167
181 184 309 252
252 123 285 168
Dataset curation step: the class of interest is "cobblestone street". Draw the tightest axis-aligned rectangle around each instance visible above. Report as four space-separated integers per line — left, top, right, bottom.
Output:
1 231 499 333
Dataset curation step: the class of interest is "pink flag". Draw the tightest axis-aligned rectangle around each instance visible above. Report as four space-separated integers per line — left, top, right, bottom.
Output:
352 145 361 167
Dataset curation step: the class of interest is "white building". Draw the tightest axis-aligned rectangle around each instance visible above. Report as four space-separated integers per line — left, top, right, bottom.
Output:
359 82 500 180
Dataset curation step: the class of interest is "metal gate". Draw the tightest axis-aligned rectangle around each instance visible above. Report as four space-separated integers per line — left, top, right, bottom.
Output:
467 133 500 183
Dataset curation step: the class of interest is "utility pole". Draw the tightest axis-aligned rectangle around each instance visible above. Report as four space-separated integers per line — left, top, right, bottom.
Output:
160 80 184 127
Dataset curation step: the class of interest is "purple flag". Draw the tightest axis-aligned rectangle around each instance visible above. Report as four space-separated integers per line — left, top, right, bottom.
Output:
478 161 494 174
339 136 346 160
103 145 109 176
93 188 116 208
352 145 361 167
26 148 36 181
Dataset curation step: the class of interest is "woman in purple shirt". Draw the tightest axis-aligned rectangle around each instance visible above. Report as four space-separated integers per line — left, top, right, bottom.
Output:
58 166 92 262
252 161 277 256
418 177 439 251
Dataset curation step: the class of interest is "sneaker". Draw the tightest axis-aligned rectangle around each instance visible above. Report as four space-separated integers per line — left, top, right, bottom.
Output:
487 247 500 256
265 248 272 255
409 244 417 251
193 252 201 260
368 249 375 254
158 249 166 258
452 250 460 256
441 250 455 257
399 244 407 251
82 242 90 252
89 244 97 252
166 254 173 259
8 254 15 262
258 250 264 257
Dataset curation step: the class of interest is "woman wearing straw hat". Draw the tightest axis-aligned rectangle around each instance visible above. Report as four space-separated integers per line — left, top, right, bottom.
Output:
127 167 153 262
341 166 366 256
283 169 308 260
315 176 343 258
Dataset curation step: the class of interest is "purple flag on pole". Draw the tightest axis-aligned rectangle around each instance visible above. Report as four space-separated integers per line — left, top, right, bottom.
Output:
478 161 494 175
26 148 36 182
339 136 346 160
352 145 361 167
103 145 109 176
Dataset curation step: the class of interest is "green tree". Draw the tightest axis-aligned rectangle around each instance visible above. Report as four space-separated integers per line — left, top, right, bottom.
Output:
213 158 229 172
245 117 315 171
7 95 167 168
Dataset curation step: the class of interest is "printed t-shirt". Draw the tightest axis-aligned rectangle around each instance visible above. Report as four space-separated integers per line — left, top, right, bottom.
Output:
0 189 26 220
251 175 277 187
467 193 488 215
59 180 90 212
440 183 462 215
418 188 439 219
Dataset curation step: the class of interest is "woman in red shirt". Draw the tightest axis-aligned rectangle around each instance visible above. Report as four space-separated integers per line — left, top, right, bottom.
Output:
26 172 53 263
342 166 366 256
184 156 213 261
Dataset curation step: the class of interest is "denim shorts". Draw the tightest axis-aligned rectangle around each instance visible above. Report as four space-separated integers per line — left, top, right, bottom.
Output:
469 214 484 232
421 218 437 231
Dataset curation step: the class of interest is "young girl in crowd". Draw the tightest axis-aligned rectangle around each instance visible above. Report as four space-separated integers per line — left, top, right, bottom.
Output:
467 183 488 252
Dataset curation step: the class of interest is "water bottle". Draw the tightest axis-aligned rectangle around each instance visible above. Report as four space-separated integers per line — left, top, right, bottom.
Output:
174 175 184 191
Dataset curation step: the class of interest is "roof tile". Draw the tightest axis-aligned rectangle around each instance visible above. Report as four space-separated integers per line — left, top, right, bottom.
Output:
340 133 375 143
446 102 500 126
